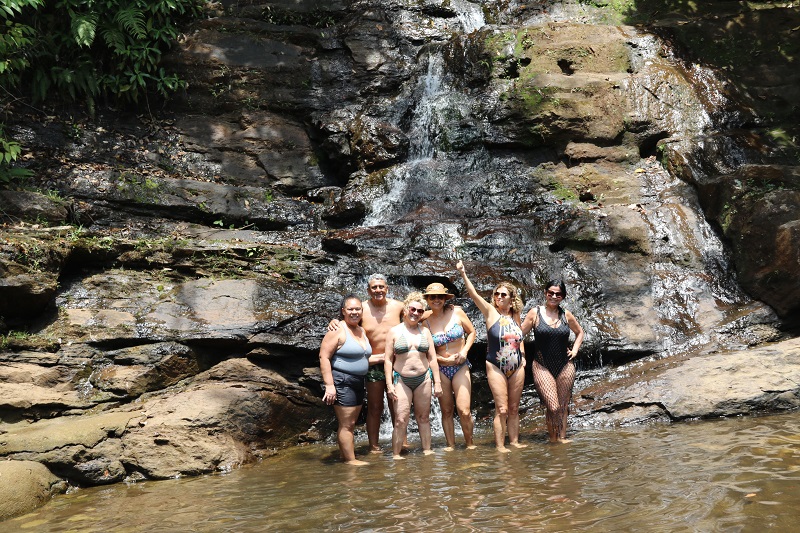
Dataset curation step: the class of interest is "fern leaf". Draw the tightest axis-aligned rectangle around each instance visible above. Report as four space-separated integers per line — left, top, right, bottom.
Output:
115 6 147 40
101 27 127 54
71 13 98 47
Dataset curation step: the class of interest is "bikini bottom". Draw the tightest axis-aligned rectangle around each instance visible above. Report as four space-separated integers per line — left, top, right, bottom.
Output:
393 368 433 391
439 360 471 381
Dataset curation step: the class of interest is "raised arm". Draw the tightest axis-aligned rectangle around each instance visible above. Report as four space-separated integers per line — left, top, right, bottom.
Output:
565 310 585 360
455 260 493 318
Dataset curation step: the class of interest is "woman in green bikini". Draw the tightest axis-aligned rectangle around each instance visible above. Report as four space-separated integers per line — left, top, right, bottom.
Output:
385 292 443 459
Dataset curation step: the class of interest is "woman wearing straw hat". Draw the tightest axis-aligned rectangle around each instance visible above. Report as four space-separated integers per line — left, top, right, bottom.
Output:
423 282 477 450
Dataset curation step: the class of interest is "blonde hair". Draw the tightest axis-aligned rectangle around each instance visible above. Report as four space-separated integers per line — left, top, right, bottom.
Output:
494 282 524 316
401 291 427 318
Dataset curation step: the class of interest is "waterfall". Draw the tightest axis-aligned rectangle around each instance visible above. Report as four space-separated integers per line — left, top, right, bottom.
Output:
452 0 485 34
409 53 446 161
362 53 449 226
373 396 452 444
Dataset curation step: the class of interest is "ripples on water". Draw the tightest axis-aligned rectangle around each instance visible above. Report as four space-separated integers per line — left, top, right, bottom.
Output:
7 412 800 532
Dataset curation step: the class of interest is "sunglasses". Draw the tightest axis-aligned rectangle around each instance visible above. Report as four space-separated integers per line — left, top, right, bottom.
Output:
546 290 563 298
426 294 447 300
494 291 509 297
408 307 425 314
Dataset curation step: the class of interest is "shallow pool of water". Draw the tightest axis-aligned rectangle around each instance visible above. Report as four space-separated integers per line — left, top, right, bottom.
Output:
6 411 800 532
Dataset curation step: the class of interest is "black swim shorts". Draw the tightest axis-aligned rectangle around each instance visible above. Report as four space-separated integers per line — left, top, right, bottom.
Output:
332 369 366 407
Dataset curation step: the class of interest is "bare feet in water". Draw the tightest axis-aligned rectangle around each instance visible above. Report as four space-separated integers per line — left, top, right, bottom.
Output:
510 441 528 449
422 449 435 456
346 459 369 466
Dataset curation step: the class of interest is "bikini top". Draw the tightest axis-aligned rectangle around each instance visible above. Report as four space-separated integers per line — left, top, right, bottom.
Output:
431 321 465 347
394 329 430 354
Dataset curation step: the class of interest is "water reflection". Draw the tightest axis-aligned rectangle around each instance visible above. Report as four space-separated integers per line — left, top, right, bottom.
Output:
7 412 800 532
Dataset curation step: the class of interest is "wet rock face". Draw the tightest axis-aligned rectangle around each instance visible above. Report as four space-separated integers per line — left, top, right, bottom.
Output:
679 164 800 318
1 0 799 492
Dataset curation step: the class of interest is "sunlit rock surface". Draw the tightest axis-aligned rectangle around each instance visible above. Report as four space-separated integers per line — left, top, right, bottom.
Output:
574 336 800 426
0 461 66 522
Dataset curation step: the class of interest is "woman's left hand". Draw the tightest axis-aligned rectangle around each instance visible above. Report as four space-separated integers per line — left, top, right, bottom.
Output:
387 384 398 401
433 382 443 398
568 349 578 360
322 384 336 405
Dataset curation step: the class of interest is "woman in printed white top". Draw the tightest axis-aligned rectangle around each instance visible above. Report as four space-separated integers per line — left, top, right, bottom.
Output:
456 261 527 452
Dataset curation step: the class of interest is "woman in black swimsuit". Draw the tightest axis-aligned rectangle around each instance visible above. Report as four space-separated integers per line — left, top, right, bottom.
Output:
521 280 584 443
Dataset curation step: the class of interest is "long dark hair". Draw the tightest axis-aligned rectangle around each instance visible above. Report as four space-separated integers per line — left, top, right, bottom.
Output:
338 294 363 325
545 279 568 299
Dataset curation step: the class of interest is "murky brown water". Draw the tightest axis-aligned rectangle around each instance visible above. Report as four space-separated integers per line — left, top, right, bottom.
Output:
6 412 800 532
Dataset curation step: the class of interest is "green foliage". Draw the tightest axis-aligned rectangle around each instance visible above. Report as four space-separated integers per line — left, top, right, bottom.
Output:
0 330 30 349
0 0 42 86
1 1 199 183
2 0 200 107
0 1 41 182
0 124 33 183
578 0 635 17
547 177 578 201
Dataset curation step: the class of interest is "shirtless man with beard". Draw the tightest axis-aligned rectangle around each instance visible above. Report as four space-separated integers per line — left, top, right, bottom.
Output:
331 274 405 452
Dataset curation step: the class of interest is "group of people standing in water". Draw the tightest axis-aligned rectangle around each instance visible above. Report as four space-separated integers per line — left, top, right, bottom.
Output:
318 261 584 465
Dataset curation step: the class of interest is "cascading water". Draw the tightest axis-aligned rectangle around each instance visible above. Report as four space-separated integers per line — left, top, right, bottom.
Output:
363 0 487 226
369 397 451 443
362 53 451 226
452 0 485 34
409 53 445 161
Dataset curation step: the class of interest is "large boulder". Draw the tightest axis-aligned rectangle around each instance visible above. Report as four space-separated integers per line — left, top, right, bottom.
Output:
0 411 139 485
574 336 800 426
0 359 330 484
0 461 66 521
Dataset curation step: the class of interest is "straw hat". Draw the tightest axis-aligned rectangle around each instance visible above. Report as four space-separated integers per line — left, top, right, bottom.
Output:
423 283 455 299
